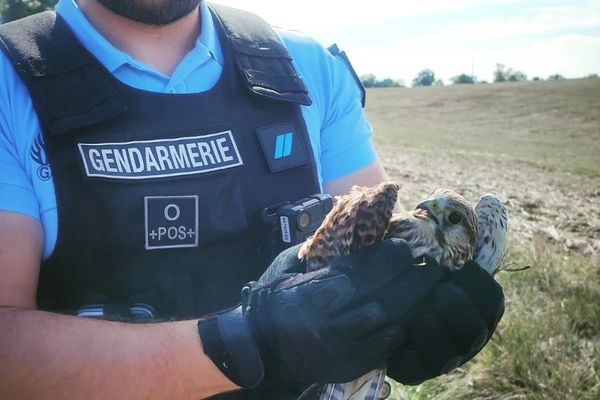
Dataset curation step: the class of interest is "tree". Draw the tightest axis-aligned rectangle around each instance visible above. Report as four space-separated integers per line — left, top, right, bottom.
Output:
412 69 436 87
378 78 396 88
359 74 402 88
507 71 527 82
360 73 377 88
548 74 565 80
0 0 58 23
494 63 507 83
494 63 527 83
450 74 476 84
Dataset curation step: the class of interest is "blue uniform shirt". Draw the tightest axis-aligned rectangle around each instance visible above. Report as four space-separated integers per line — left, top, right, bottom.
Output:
0 0 377 260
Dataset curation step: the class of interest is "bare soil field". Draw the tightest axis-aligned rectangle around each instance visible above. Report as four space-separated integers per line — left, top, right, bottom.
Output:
379 148 600 259
367 78 600 260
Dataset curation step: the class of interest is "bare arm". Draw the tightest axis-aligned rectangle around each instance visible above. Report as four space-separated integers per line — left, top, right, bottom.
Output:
323 159 406 212
0 212 238 400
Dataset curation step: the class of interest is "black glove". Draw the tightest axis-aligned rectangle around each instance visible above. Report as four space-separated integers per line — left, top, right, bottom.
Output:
198 239 444 388
387 260 505 385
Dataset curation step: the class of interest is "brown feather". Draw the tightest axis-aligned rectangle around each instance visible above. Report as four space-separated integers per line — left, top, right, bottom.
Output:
300 184 477 270
299 182 398 271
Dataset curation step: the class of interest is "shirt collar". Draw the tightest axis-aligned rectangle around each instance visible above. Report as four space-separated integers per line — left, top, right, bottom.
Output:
56 0 223 74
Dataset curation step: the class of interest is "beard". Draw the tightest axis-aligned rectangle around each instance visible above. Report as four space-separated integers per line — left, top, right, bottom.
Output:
96 0 201 26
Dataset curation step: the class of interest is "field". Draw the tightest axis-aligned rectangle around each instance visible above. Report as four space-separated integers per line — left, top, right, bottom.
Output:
365 78 600 399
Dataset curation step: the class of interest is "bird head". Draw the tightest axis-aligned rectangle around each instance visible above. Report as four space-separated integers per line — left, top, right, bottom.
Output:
413 189 478 269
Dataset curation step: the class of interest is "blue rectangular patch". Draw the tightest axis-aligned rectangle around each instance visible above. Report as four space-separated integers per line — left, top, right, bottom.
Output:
257 123 308 172
78 131 243 180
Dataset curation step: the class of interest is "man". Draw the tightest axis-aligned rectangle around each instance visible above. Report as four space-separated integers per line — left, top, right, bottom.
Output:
0 1 504 399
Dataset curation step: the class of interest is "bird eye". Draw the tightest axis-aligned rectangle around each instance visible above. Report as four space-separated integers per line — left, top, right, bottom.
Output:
446 211 463 225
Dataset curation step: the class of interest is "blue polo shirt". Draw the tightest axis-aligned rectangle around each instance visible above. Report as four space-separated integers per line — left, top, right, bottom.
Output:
0 0 377 260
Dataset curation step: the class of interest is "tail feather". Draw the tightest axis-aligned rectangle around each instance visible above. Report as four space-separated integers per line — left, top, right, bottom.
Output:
319 369 388 400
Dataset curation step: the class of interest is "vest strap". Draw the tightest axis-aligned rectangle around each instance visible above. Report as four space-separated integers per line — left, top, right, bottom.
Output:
0 5 312 136
328 44 366 108
209 3 312 106
0 12 128 136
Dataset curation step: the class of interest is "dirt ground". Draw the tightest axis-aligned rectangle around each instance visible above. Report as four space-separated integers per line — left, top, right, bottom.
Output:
377 145 600 260
365 79 600 262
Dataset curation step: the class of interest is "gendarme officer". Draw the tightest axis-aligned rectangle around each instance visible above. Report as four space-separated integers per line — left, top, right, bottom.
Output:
0 1 504 399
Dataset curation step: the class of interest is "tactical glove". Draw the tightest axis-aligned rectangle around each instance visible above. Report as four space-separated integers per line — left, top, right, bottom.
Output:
198 239 444 388
386 260 505 385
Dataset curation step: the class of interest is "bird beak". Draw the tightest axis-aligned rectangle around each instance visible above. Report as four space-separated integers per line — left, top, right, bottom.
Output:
415 200 440 225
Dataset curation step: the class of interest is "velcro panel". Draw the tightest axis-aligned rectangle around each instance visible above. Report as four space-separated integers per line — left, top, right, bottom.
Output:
244 69 307 94
230 36 290 59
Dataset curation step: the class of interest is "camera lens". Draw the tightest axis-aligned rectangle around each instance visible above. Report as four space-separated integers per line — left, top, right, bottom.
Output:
297 211 311 229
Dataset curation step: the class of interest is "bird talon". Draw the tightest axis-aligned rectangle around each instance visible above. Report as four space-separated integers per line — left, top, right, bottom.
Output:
413 257 427 267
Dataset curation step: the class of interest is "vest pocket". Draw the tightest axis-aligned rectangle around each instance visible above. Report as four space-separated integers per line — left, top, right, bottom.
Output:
196 172 249 244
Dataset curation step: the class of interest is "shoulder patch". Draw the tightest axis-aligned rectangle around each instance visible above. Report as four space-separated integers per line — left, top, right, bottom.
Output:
30 133 52 181
257 122 308 173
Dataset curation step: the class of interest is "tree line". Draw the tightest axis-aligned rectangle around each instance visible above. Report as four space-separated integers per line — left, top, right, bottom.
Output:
361 64 580 88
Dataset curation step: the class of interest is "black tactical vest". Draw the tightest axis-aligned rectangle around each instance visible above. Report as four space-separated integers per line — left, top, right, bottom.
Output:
0 5 320 399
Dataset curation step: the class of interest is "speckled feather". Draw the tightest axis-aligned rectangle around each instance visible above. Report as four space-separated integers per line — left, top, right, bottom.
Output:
299 182 399 272
473 194 509 274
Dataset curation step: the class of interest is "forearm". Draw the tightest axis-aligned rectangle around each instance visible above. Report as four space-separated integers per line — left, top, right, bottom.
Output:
324 160 406 212
0 307 239 400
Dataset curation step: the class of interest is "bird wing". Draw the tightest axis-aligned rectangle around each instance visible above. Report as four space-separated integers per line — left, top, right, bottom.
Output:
299 182 399 271
473 194 509 274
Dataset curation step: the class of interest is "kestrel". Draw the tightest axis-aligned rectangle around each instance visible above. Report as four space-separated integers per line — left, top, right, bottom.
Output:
298 182 508 400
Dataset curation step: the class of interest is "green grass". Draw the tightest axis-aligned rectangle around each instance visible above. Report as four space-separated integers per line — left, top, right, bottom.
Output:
366 78 600 177
391 238 600 400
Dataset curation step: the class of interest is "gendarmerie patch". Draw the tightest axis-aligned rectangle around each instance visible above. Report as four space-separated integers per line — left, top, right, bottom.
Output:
145 195 199 250
78 131 243 180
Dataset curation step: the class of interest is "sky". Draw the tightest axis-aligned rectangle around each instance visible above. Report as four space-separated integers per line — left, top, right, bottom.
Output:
217 0 600 84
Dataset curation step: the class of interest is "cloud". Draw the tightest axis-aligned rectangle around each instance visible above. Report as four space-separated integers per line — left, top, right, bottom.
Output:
214 0 600 82
346 33 600 82
492 34 600 79
427 1 600 42
216 0 537 30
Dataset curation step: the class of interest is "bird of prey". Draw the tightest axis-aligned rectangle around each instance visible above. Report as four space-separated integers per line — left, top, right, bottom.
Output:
298 182 508 400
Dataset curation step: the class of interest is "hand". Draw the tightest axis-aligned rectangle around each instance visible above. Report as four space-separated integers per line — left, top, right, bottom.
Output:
197 239 444 388
386 260 505 385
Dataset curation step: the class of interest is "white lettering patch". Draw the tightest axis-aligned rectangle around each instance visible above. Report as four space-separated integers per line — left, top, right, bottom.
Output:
145 195 199 250
78 131 243 180
280 216 291 243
